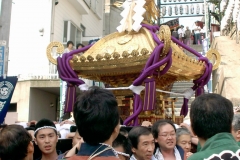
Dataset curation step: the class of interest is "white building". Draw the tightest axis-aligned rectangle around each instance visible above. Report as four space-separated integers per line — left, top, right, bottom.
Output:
6 0 104 123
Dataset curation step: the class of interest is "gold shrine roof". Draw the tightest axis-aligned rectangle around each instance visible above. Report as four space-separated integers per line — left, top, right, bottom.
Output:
69 27 205 89
46 25 207 90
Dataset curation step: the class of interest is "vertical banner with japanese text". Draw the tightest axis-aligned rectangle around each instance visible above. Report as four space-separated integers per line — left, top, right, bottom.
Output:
0 76 18 124
0 45 5 76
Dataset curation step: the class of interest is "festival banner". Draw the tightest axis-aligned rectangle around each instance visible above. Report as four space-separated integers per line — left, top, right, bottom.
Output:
161 18 179 30
0 76 18 124
0 45 5 76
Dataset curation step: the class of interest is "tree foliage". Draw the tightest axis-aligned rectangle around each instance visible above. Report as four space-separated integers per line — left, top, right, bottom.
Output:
207 0 221 6
207 0 222 23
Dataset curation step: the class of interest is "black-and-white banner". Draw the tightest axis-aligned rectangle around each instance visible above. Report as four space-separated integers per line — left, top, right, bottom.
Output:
0 76 18 124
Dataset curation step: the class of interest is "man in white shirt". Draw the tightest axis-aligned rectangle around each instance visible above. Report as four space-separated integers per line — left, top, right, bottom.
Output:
178 25 185 43
152 120 184 160
200 23 206 39
192 21 202 45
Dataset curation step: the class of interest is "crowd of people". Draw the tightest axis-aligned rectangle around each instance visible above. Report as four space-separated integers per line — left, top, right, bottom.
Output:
171 21 206 46
1 87 240 160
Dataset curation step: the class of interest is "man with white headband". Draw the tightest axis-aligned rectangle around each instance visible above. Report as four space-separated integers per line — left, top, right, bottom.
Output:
34 118 59 160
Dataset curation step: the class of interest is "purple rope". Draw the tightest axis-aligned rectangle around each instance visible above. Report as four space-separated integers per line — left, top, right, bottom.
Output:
57 58 80 83
143 77 156 111
133 95 139 126
59 55 70 78
180 98 189 116
66 56 79 79
63 45 92 79
124 94 143 126
56 45 93 113
144 44 164 70
142 24 159 33
68 45 93 57
204 64 212 85
160 50 172 75
125 24 173 125
57 45 92 84
194 65 209 84
171 36 211 89
169 29 212 117
133 49 171 86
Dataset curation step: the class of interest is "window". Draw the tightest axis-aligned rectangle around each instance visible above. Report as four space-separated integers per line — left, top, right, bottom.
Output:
80 24 86 37
8 103 17 112
63 21 82 45
83 0 103 19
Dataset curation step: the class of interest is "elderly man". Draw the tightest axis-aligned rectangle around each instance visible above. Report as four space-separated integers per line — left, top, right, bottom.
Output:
188 93 240 160
232 114 240 146
184 26 191 46
176 128 192 159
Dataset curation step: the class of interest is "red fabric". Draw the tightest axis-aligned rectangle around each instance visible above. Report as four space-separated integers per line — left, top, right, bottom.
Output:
191 35 194 40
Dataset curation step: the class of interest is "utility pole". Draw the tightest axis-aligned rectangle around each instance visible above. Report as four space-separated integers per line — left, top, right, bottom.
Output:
0 0 12 77
157 0 160 26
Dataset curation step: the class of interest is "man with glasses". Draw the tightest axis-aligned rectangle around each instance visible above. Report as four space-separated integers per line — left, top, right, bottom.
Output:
152 120 184 160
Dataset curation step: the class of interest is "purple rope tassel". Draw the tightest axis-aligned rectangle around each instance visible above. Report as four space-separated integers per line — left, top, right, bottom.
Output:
143 77 156 111
124 94 143 126
180 98 189 117
64 84 76 112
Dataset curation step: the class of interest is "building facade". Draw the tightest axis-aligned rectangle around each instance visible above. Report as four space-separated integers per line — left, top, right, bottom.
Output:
7 0 104 123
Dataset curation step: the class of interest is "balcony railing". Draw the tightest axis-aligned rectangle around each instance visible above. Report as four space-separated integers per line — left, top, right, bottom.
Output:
15 74 59 81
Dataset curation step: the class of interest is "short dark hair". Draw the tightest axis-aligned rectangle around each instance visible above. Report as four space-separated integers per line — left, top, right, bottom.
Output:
152 119 176 139
151 119 176 151
113 133 132 156
232 114 240 132
0 125 32 160
34 118 57 137
73 86 120 145
190 93 233 140
120 127 128 137
76 43 84 49
0 124 7 130
67 41 74 47
128 126 152 149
